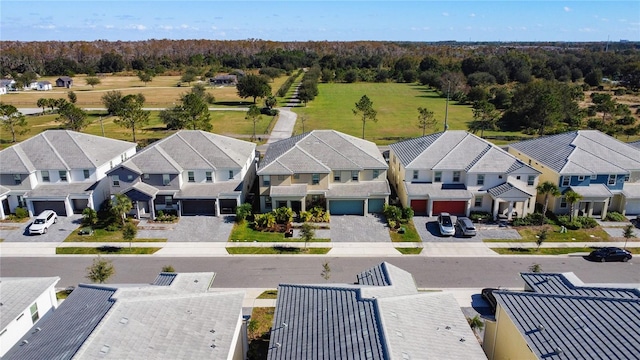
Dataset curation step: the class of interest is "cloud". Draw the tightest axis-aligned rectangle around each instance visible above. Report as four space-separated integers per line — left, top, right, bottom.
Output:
125 24 147 31
564 6 571 12
105 25 114 29
159 25 174 30
442 12 449 17
579 27 596 32
33 25 55 29
469 13 476 17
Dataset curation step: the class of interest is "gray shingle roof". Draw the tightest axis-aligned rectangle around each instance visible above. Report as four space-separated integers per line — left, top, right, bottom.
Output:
629 140 640 149
404 182 473 199
568 184 613 198
259 130 387 175
0 130 136 174
174 181 242 198
488 182 534 199
520 272 640 299
26 182 99 198
0 277 59 331
326 181 390 198
509 130 640 174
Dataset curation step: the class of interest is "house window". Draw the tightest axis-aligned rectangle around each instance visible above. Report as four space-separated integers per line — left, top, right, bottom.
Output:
229 171 235 180
293 173 300 180
83 169 90 179
143 173 150 180
578 175 585 181
373 169 380 179
263 175 271 186
527 175 535 186
474 196 482 207
334 172 341 182
560 197 567 208
477 174 484 186
59 171 67 182
112 175 120 187
516 176 521 180
265 196 272 209
434 171 442 183
412 170 419 180
351 171 359 181
562 176 570 187
165 196 173 206
30 303 39 324
608 174 616 185
163 174 170 186
110 161 113 169
13 174 21 185
127 175 133 180
590 174 597 180
17 195 26 208
312 173 320 185
206 171 212 182
41 171 50 182
453 171 461 182
624 174 630 182
188 171 195 182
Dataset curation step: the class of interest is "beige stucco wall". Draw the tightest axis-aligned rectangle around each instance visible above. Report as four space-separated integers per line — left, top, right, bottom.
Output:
484 306 537 360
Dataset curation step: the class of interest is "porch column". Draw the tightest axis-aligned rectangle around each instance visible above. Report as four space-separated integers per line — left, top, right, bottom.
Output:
364 199 369 215
507 201 514 221
601 198 610 219
0 200 5 220
215 199 221 217
466 199 471 217
427 199 433 217
621 196 627 216
492 199 500 221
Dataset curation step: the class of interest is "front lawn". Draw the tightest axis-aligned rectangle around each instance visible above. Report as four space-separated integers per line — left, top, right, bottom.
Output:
257 290 278 299
389 221 421 242
484 225 610 243
247 307 275 360
64 228 166 243
228 222 329 242
56 246 161 255
226 246 331 255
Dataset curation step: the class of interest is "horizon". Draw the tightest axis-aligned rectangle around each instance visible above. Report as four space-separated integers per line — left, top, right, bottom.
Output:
1 1 638 43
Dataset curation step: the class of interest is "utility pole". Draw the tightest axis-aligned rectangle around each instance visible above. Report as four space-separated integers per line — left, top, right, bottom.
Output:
99 116 105 137
444 81 450 131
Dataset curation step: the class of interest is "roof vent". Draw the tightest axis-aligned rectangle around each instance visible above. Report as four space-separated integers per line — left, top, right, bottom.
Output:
120 317 129 324
282 322 288 328
537 324 544 332
555 347 563 355
460 338 466 342
395 330 403 338
402 352 410 359
210 329 215 334
445 326 451 330
100 345 110 354
35 327 41 332
21 340 29 345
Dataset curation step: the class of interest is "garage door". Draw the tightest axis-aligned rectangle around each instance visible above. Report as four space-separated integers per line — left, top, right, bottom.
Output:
72 199 89 214
368 199 385 214
432 201 466 216
626 200 640 215
410 199 428 214
181 200 216 216
330 200 364 215
32 201 67 216
219 199 237 214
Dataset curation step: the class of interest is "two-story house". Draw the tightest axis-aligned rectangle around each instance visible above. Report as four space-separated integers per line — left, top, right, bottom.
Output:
106 130 256 218
257 130 390 215
508 130 640 217
0 130 137 219
389 131 540 220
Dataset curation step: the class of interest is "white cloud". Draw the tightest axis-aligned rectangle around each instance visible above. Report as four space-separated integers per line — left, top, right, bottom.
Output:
105 25 114 29
34 24 55 29
469 13 476 17
579 27 596 33
159 25 173 30
211 25 218 30
442 12 449 17
126 24 147 31
564 6 571 12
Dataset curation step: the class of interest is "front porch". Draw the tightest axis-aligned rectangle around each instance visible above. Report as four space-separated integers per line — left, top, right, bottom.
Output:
568 184 612 219
488 182 535 221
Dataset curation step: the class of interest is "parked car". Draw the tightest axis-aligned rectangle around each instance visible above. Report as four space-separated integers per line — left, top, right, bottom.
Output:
29 210 57 235
456 216 477 237
437 212 455 236
588 247 632 262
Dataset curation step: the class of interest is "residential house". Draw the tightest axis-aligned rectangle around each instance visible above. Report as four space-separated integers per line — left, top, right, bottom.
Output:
257 130 390 215
0 86 6 95
508 130 640 217
388 131 539 219
25 81 39 90
0 130 137 219
0 277 60 357
210 74 238 86
107 130 256 218
268 262 487 360
36 81 52 91
0 79 16 93
55 76 73 88
3 272 248 360
483 272 640 360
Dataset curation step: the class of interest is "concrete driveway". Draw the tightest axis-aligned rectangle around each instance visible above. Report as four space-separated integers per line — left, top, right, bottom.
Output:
0 215 83 243
136 215 235 242
330 214 391 242
413 216 521 243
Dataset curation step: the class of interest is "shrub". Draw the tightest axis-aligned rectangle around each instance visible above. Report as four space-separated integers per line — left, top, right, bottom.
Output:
383 205 402 222
260 107 279 116
82 207 98 226
576 216 598 229
274 207 294 224
162 265 175 272
14 207 29 219
309 206 329 222
605 212 626 222
298 211 313 222
469 211 491 222
254 212 276 230
155 211 178 222
512 213 544 226
105 223 120 232
401 207 414 223
235 203 253 223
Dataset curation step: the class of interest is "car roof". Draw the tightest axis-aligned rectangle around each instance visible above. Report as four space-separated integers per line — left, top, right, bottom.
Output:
458 217 472 223
36 210 55 217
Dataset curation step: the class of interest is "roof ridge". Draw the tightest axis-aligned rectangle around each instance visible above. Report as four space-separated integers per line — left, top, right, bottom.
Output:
403 132 443 168
65 130 97 167
495 289 640 302
332 131 387 167
465 143 493 171
308 132 361 169
430 132 471 169
175 131 217 170
154 145 183 172
11 145 36 173
41 131 71 170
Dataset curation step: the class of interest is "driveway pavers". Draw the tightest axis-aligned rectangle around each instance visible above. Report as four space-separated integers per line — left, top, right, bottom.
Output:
1 215 82 243
330 214 391 242
413 216 521 243
136 215 235 242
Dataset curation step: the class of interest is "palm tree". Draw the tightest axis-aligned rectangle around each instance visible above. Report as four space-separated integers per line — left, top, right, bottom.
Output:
467 315 485 343
564 190 583 221
536 181 560 225
622 224 635 250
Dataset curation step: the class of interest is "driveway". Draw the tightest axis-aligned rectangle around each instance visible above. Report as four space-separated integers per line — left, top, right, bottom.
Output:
330 214 391 242
0 215 83 243
136 215 235 242
413 216 521 243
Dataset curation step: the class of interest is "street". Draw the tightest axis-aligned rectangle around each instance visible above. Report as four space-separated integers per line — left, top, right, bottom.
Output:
1 256 638 289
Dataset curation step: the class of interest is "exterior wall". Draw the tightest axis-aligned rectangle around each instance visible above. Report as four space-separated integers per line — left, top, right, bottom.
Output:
0 174 34 190
229 313 246 360
484 305 537 360
0 284 57 357
108 167 141 194
143 173 180 190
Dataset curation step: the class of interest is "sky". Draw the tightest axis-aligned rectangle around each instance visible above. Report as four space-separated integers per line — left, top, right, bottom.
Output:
1 1 638 42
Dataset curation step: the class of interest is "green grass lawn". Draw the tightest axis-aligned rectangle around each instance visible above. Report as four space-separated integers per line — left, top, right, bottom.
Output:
389 221 421 242
64 228 166 243
229 222 330 242
491 247 640 255
247 307 275 360
226 247 331 254
56 246 161 255
484 226 611 243
395 247 423 254
291 83 528 144
257 290 278 299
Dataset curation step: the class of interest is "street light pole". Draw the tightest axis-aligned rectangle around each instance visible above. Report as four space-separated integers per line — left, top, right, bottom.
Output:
444 81 450 132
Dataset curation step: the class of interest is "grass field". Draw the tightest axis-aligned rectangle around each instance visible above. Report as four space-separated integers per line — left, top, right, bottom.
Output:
389 221 421 242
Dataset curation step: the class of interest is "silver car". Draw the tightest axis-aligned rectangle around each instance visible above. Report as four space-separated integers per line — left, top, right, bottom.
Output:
456 217 477 237
437 212 455 236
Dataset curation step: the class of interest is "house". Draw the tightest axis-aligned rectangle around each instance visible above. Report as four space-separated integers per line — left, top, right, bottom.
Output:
0 79 16 92
508 130 640 217
3 272 248 360
55 76 73 88
36 81 52 91
0 130 137 219
0 277 60 357
268 262 487 360
388 131 540 219
257 130 390 215
107 130 256 218
0 86 6 95
483 272 640 360
25 81 39 90
210 74 238 86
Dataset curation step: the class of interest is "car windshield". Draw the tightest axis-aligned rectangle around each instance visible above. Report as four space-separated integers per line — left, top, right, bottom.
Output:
34 219 45 224
441 217 452 226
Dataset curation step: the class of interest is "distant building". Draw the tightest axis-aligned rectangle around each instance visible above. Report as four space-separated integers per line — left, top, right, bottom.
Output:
210 74 238 86
36 81 52 91
55 76 73 88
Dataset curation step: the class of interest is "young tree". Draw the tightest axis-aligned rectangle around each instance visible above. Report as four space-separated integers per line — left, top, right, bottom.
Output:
564 190 583 221
536 228 548 250
536 181 560 225
85 76 101 89
137 71 154 86
110 194 132 226
300 223 316 250
36 98 48 114
237 74 272 104
114 93 150 142
417 106 436 136
469 100 499 138
321 261 331 281
56 102 90 131
67 90 77 103
466 315 485 337
82 207 98 227
235 203 253 224
265 95 277 109
0 103 29 142
353 95 377 139
246 104 262 141
122 222 137 250
101 90 124 115
622 224 636 250
181 91 212 131
86 256 115 284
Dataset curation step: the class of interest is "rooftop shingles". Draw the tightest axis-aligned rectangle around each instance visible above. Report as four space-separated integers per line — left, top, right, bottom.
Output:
520 272 640 299
0 277 59 331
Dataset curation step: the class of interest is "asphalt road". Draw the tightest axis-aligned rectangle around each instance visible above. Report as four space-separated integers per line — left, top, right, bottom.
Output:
1 256 638 289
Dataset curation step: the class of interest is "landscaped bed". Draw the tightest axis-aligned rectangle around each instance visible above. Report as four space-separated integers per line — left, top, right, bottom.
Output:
389 220 421 242
56 246 161 255
228 222 329 242
226 247 331 255
64 228 167 243
247 307 275 360
484 226 611 243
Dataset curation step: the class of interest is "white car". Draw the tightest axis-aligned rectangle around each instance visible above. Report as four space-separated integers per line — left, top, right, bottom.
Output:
29 210 57 235
437 212 455 236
